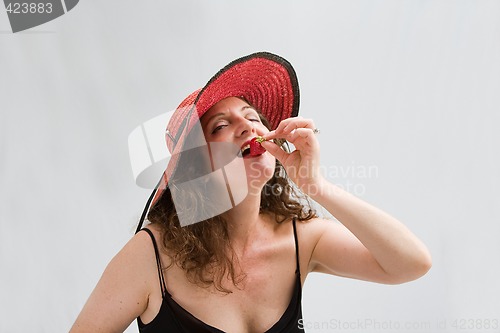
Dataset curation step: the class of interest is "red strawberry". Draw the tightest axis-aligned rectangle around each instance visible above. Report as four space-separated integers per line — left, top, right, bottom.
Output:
249 136 266 156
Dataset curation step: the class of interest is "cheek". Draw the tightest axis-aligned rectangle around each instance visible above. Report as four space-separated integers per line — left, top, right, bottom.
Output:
204 131 230 143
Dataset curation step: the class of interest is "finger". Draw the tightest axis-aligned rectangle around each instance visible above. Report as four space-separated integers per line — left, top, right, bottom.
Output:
287 127 315 142
263 117 317 143
275 117 315 135
261 140 288 162
272 117 297 135
287 128 320 150
262 130 278 140
282 120 315 133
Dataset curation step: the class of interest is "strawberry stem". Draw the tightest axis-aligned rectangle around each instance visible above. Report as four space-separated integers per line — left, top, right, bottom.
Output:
255 136 266 143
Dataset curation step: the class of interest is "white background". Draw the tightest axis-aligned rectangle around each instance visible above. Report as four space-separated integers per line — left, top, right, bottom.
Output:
1 1 499 332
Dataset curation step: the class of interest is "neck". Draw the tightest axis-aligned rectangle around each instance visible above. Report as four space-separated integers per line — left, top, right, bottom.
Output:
223 193 267 254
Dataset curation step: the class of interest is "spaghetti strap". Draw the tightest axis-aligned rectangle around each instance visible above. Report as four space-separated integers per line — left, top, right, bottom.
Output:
291 217 301 278
140 228 168 297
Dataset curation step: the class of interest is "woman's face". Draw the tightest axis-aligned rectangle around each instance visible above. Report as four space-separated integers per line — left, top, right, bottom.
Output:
200 97 276 190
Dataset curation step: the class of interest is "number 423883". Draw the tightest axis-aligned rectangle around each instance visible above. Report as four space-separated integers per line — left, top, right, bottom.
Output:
6 3 53 14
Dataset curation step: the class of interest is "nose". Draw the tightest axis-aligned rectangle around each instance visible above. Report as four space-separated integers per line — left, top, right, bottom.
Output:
234 115 256 138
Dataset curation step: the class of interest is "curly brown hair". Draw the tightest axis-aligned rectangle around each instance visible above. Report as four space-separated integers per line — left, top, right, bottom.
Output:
146 111 317 294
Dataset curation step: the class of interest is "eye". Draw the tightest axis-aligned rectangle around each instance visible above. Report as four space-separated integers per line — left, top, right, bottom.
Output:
248 118 261 123
212 124 227 134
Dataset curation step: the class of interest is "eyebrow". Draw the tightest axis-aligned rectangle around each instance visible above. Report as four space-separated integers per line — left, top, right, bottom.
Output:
205 105 257 126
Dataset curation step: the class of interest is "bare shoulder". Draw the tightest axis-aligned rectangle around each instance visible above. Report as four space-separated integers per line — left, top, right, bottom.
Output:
96 229 162 302
70 228 163 332
293 216 338 244
294 216 334 233
120 227 161 268
265 216 338 282
96 229 160 301
131 224 175 273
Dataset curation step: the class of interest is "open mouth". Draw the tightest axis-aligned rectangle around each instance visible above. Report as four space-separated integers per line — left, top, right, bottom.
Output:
240 143 251 157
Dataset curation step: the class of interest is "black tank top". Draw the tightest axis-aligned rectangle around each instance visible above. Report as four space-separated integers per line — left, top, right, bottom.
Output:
137 218 305 332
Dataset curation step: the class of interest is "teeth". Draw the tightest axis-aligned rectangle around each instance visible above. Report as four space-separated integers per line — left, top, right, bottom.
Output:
240 144 250 153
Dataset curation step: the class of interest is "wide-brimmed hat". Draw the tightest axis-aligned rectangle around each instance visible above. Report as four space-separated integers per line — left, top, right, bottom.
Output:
136 52 300 232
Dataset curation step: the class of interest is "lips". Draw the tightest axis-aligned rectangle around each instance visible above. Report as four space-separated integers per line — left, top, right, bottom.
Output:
240 140 252 157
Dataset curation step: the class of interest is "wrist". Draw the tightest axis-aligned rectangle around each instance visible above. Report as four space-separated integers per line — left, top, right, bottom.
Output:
299 175 329 199
304 179 347 203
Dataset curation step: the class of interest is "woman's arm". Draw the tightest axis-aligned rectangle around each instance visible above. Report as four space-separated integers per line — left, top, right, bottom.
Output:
262 117 432 284
70 231 155 332
308 181 432 284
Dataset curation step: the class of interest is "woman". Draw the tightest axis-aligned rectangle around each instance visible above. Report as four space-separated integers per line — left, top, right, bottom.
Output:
70 52 432 333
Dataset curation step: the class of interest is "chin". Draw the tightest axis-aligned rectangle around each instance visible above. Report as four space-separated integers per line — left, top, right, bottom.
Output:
216 152 274 199
244 152 275 185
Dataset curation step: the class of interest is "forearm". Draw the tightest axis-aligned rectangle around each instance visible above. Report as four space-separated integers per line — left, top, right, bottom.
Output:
310 179 432 281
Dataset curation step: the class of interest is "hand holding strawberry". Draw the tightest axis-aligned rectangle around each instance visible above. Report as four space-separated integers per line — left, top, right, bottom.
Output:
261 117 323 195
